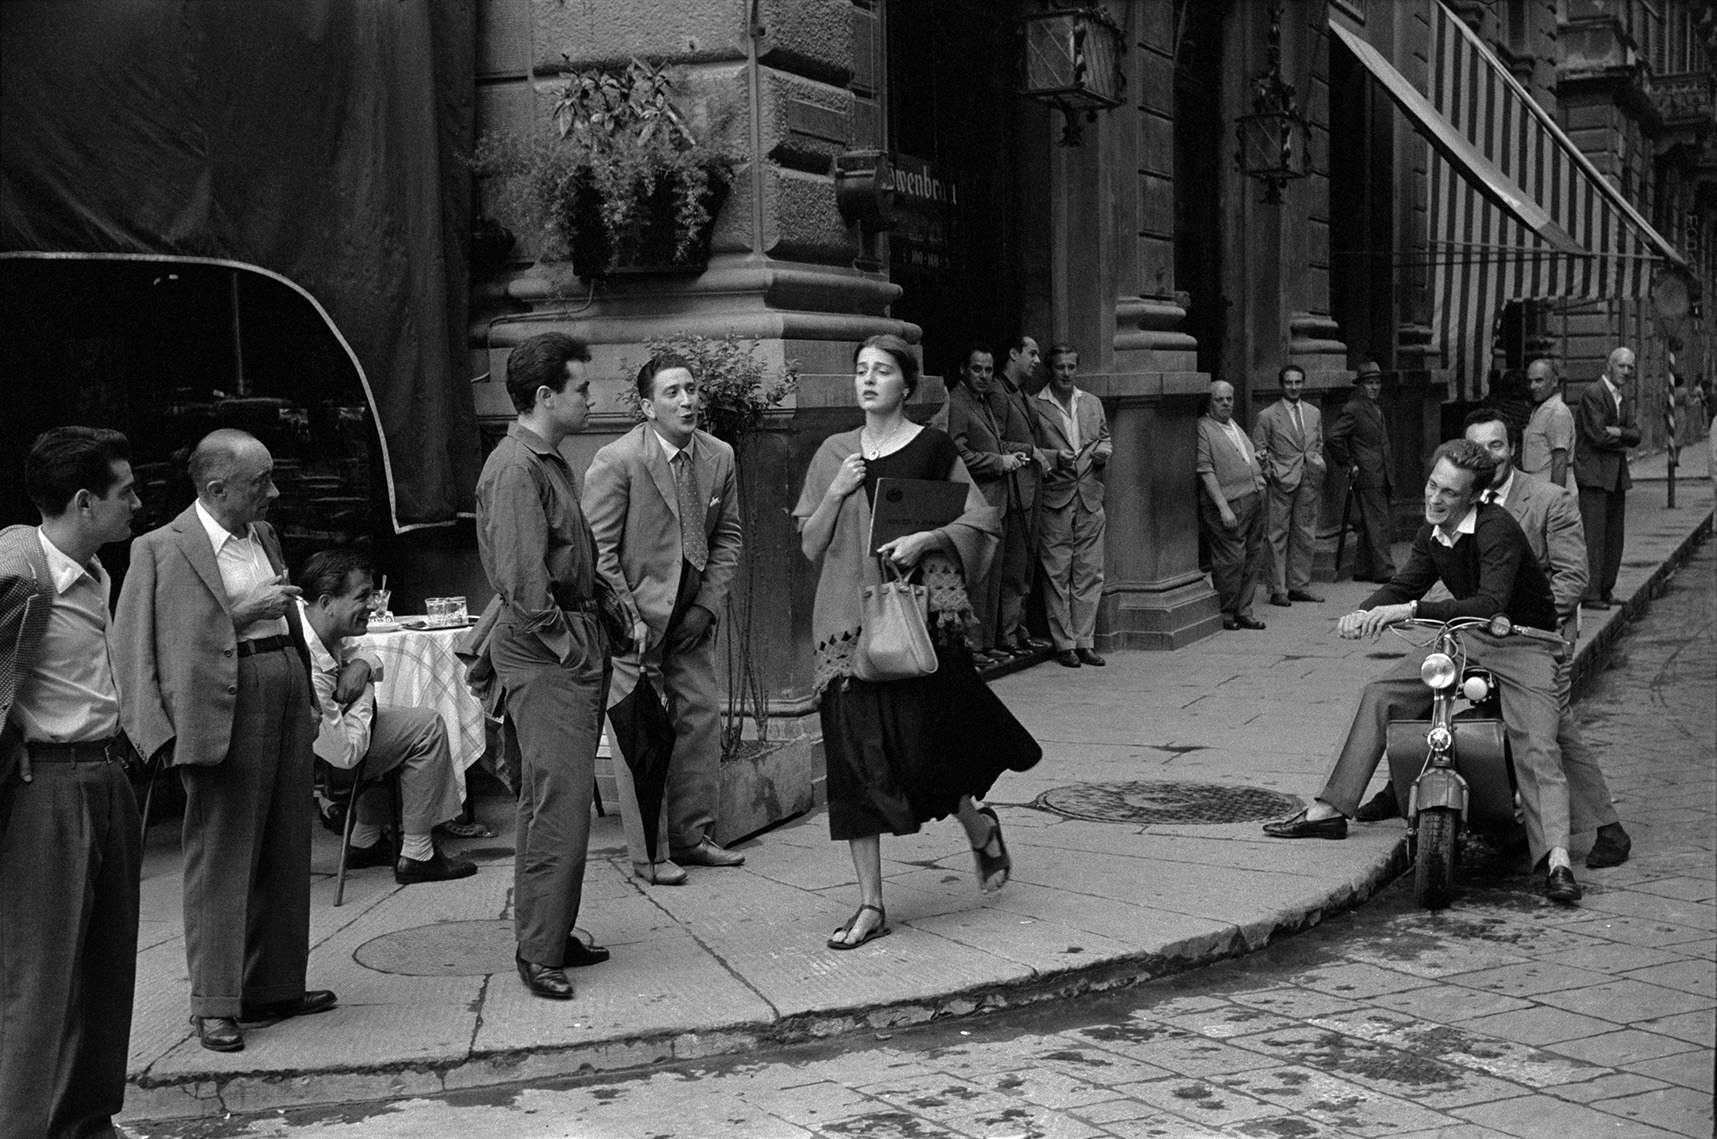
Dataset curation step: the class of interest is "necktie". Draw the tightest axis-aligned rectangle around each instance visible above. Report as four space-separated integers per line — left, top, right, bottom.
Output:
1291 403 1304 443
674 450 709 572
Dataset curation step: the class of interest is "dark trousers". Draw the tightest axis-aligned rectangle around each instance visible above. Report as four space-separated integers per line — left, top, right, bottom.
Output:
1577 485 1627 600
1351 483 1396 579
180 648 314 1018
997 498 1036 646
0 752 140 1139
492 611 607 968
1199 490 1267 620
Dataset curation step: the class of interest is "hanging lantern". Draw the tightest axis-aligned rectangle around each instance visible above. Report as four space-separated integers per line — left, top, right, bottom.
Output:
1019 6 1126 146
1234 3 1308 203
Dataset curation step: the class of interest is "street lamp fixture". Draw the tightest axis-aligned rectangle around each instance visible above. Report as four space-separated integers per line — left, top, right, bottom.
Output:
1235 2 1308 203
1019 5 1126 147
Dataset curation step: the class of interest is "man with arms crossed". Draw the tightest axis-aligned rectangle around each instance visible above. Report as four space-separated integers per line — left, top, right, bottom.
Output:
115 428 333 1053
1262 439 1583 904
1 427 142 1139
1253 364 1327 608
1573 347 1642 609
584 354 745 885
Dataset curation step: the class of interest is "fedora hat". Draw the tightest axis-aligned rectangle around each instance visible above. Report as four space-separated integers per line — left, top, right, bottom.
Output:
1354 362 1383 383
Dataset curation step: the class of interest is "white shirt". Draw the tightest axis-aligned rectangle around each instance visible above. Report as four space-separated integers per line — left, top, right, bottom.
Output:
1484 467 1515 506
651 426 696 465
1522 394 1574 482
1219 417 1256 466
195 499 289 640
296 600 383 770
1600 374 1623 414
1034 385 1089 452
1432 505 1480 548
10 530 121 743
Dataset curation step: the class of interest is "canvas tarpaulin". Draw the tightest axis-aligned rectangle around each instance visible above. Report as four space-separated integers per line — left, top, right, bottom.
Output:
0 0 480 530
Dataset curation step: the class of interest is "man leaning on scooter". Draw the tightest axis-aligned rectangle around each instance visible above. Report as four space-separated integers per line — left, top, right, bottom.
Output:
1262 438 1584 905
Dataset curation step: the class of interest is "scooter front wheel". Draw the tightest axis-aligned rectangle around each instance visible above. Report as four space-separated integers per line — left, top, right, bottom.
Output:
1413 806 1460 910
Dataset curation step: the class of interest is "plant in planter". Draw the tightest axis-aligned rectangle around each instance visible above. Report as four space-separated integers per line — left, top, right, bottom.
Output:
473 57 739 276
620 333 800 759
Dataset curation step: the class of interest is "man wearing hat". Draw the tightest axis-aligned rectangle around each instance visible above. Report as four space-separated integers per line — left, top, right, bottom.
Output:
1325 362 1396 582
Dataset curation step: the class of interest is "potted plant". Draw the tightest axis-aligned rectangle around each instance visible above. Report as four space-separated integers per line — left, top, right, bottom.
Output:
474 58 739 276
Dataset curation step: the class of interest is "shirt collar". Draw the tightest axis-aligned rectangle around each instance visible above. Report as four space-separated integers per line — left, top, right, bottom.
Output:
1034 385 1083 412
1432 505 1480 547
35 528 101 595
651 425 695 462
507 421 560 457
294 599 344 672
1487 467 1514 503
194 498 250 550
1601 375 1622 400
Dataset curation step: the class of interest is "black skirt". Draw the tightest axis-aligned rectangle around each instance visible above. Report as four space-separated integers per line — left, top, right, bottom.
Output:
820 637 1042 841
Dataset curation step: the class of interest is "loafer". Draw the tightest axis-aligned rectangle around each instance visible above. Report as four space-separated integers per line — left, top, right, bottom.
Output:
1287 589 1325 603
1233 616 1267 631
1546 866 1583 904
670 839 745 867
1015 635 1052 652
1055 649 1082 668
1075 648 1106 667
516 953 573 1000
1355 787 1402 822
241 990 337 1021
1586 824 1632 868
1269 594 1292 608
192 1015 243 1052
1262 810 1347 839
395 848 478 885
632 859 687 886
343 838 395 870
563 935 611 967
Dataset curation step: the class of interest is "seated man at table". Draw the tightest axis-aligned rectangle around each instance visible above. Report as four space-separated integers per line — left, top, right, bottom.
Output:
296 550 476 884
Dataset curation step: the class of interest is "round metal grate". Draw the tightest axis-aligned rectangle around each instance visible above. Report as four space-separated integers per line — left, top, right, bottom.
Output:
355 919 520 976
1034 780 1303 825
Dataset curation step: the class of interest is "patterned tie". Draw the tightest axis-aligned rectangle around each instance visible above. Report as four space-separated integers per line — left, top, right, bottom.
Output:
674 450 709 571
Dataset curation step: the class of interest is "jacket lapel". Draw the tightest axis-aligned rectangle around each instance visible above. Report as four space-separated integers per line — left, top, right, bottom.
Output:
172 505 233 616
641 428 681 523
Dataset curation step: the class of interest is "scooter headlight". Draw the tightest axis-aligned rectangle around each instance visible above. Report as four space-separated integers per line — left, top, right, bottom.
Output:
1420 652 1458 690
1462 675 1490 702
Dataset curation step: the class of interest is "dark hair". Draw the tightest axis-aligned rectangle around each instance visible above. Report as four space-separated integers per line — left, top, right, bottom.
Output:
635 352 699 404
1461 407 1508 431
959 342 994 375
1429 438 1496 496
1278 364 1305 385
855 334 921 397
505 332 592 413
299 549 375 603
25 426 131 516
1047 343 1079 364
1001 333 1034 359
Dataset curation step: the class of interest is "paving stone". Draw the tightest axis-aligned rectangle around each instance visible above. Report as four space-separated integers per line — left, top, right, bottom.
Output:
1528 977 1712 1026
1296 961 1441 1000
1624 1046 1717 1094
1110 1074 1281 1129
1631 1009 1717 1047
1369 983 1535 1025
1216 1063 1460 1136
1542 1027 1701 1067
1541 1069 1670 1104
1454 1092 1687 1138
1455 1004 1631 1047
1448 960 1615 998
1621 957 1717 998
1590 1084 1716 1138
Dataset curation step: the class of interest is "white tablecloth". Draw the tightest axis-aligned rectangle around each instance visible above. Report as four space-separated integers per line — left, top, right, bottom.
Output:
355 625 487 801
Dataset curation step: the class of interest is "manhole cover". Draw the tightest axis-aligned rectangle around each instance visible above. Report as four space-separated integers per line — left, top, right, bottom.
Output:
356 919 519 976
1034 781 1302 825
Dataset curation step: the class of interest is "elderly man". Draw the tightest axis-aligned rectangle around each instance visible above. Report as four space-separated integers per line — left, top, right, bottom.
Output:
1522 357 1575 488
114 428 333 1053
1029 344 1111 668
1326 362 1396 582
584 354 745 885
295 550 475 885
1253 364 1327 607
1263 440 1582 903
1574 347 1642 609
1196 380 1268 631
1 428 142 1139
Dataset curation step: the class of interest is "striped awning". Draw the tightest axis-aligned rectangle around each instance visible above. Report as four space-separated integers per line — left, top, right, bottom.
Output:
1337 3 1686 400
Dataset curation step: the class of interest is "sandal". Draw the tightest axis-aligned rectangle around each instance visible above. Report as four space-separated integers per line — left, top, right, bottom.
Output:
828 904 890 950
972 806 1011 892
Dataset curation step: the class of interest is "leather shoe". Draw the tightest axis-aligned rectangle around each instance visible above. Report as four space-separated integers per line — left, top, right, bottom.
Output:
1269 594 1292 607
1233 616 1267 631
1580 596 1612 610
516 953 574 1000
971 651 1003 669
192 1016 244 1052
1355 787 1402 822
241 989 337 1021
395 847 478 885
1075 648 1106 667
671 839 745 867
1015 635 1052 652
1586 823 1632 868
1546 865 1583 904
1287 589 1325 603
1600 592 1617 606
563 935 611 967
343 838 394 869
632 859 687 885
1055 649 1082 668
1262 810 1348 839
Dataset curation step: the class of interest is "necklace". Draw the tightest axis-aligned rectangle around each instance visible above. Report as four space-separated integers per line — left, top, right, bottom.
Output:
862 421 911 460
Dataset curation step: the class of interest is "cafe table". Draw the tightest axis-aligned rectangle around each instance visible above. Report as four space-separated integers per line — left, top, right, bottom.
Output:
355 619 487 802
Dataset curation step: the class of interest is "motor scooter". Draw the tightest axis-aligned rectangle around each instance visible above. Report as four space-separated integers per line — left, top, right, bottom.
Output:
1383 613 1568 909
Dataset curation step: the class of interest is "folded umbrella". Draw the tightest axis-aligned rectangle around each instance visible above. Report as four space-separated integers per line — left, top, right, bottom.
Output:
606 677 676 863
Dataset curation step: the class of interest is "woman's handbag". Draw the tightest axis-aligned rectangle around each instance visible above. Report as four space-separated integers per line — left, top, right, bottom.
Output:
852 558 937 682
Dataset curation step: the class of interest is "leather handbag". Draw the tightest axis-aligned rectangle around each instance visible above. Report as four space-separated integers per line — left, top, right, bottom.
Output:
852 559 937 682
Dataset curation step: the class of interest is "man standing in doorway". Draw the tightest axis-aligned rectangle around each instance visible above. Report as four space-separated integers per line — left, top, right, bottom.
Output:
994 335 1050 657
1326 361 1396 582
1029 344 1111 668
1522 357 1575 489
1196 380 1269 631
1573 347 1641 609
1253 364 1327 608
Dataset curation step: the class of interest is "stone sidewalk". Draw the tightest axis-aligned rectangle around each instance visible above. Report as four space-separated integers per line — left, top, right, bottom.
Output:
120 456 1712 1124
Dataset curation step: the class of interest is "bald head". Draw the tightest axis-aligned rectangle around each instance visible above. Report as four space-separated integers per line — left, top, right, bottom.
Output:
190 429 278 530
1606 347 1636 387
1208 381 1236 424
1526 358 1559 404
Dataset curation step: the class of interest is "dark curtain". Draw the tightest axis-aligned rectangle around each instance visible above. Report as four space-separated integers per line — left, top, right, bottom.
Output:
0 0 480 529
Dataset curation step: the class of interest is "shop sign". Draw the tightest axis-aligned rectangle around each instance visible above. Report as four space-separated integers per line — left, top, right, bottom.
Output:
888 153 958 272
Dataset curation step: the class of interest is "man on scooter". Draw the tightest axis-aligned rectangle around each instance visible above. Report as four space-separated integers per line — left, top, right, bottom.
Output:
1262 439 1583 904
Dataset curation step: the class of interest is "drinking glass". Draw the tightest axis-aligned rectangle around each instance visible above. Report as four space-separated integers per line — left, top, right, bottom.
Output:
369 589 392 620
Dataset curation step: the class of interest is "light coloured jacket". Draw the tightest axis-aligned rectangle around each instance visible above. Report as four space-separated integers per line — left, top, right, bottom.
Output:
1495 470 1588 625
1028 386 1111 511
1252 398 1325 493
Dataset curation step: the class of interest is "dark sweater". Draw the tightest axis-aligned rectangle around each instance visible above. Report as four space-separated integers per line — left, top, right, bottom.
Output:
1362 503 1558 632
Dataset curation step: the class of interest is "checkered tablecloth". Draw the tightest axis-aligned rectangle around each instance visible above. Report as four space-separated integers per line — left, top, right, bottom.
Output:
356 625 487 801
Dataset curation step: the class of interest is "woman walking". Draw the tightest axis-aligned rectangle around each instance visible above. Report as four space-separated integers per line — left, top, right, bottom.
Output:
795 334 1042 950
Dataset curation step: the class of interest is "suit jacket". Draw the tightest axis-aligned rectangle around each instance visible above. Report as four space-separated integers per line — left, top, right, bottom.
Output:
1572 377 1641 492
1028 386 1111 511
0 525 55 787
1252 398 1325 493
111 503 312 768
942 382 1039 512
582 424 743 648
1496 471 1588 623
1196 415 1266 503
1325 390 1393 491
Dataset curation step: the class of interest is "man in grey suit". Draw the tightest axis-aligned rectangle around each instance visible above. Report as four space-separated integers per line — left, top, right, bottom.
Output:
1028 344 1111 668
113 429 333 1053
1196 380 1269 631
1573 346 1642 609
584 354 745 885
1326 362 1396 582
1253 364 1327 608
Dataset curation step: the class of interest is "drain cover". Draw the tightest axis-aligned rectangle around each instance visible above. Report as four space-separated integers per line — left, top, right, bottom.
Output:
354 919 518 976
1034 780 1302 825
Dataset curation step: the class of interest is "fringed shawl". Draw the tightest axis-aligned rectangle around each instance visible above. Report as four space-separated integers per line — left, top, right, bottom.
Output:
793 428 1000 691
